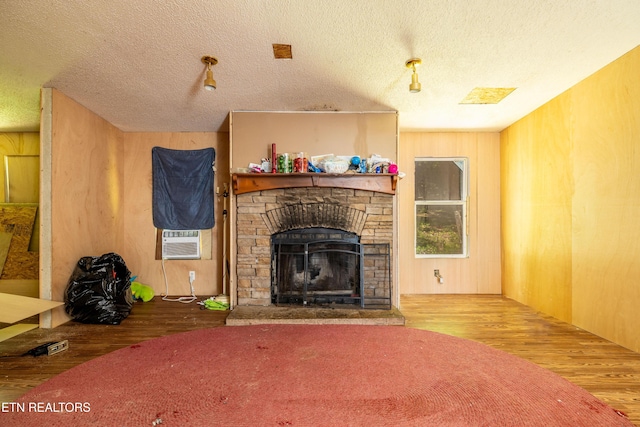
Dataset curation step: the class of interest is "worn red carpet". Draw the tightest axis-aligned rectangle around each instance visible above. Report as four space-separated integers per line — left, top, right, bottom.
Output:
2 325 632 426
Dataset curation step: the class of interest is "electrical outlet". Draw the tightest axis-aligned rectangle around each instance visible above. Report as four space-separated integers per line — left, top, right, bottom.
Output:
434 269 439 277
189 271 196 283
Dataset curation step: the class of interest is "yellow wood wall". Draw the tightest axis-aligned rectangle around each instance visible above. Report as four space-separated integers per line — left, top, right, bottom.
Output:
0 132 40 203
48 89 125 326
398 132 501 294
0 132 40 253
501 94 573 322
122 132 229 297
501 45 640 352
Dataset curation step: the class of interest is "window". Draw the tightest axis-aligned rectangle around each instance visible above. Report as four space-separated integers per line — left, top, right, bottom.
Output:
415 158 468 257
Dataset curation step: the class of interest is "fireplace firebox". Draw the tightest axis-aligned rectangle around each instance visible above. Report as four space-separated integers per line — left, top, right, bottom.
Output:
271 227 391 309
272 228 362 306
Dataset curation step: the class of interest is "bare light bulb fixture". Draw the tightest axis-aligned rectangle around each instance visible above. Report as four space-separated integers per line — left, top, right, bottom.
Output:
201 55 218 91
405 58 422 93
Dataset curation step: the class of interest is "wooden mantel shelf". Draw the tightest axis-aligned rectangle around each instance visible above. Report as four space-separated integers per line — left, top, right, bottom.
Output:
232 173 398 195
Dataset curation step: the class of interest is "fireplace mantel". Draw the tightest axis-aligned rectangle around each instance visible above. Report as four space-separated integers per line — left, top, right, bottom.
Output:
232 173 398 195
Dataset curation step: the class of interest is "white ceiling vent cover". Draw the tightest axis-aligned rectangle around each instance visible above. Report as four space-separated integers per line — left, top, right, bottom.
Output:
162 230 201 260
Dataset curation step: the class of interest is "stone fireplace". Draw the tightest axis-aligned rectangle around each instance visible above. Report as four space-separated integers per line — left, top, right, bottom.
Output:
232 174 396 309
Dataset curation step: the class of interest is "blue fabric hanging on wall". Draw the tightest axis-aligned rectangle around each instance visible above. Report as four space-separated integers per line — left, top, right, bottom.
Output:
152 147 215 230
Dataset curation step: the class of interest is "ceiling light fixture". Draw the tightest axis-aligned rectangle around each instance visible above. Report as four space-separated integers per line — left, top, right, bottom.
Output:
405 58 422 93
201 55 218 91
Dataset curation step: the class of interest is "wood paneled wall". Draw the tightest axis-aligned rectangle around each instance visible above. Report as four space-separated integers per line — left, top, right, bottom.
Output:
571 45 640 352
501 45 640 353
43 92 231 327
397 132 501 295
0 133 40 203
501 94 573 323
122 132 229 297
0 132 40 254
43 103 502 320
47 89 125 327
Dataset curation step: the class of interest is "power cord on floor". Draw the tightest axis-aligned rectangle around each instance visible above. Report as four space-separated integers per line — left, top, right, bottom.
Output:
160 258 197 304
0 340 68 358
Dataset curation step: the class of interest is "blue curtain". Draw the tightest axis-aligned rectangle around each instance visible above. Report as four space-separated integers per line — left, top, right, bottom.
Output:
152 147 215 230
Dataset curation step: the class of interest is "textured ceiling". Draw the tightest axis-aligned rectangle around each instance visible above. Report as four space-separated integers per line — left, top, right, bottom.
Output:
1 0 640 133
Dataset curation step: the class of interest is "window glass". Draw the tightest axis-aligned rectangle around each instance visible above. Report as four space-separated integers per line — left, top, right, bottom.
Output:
415 158 468 257
415 160 463 201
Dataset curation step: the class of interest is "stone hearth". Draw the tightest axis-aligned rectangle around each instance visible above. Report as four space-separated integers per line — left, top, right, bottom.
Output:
225 305 405 326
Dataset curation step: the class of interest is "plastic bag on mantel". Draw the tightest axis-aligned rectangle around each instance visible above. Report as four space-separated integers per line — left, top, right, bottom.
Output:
64 253 134 325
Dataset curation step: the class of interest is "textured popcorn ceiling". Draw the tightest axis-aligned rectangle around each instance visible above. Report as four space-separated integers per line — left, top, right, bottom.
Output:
1 0 640 133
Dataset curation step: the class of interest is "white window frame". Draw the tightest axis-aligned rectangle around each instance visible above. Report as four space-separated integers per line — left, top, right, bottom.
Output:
414 157 469 258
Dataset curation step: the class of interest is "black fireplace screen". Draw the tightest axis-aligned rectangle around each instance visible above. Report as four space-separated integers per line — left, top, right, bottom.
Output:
271 228 391 309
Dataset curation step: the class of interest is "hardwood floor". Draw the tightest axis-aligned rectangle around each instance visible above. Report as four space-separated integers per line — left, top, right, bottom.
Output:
0 301 228 405
1 295 639 425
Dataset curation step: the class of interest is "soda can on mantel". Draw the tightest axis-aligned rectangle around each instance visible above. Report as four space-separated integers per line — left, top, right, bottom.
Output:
277 153 292 173
294 152 308 173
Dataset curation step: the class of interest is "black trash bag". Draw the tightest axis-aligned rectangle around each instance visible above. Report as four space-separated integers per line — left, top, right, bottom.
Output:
64 253 134 325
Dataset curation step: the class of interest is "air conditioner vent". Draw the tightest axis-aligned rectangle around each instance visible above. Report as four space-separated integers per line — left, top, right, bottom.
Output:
162 230 201 260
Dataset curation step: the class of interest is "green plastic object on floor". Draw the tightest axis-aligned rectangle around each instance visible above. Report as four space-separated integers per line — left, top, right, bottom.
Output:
201 297 229 311
131 282 155 302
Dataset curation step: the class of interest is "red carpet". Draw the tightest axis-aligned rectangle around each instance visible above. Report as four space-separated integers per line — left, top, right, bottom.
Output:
1 325 632 426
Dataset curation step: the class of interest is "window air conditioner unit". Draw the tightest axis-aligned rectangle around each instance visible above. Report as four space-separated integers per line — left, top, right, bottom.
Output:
161 230 201 260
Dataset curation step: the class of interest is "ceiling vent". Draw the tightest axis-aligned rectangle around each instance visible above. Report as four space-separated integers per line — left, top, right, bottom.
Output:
460 87 516 104
272 44 292 59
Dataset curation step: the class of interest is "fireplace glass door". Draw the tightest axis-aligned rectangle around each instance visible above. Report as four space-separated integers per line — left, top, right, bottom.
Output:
271 228 364 307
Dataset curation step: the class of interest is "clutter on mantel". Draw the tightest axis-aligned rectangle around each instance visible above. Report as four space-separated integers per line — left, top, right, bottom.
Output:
239 148 399 176
232 148 403 196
